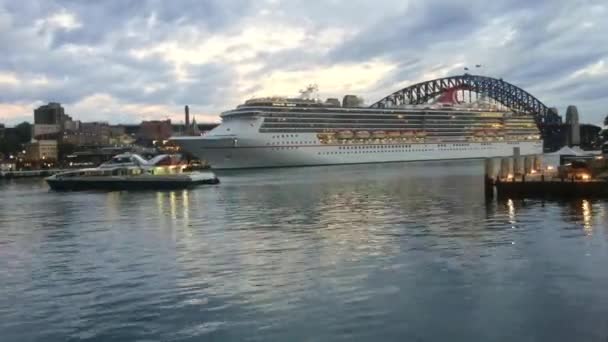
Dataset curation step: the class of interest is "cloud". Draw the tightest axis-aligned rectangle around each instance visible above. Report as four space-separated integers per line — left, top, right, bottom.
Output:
0 0 607 126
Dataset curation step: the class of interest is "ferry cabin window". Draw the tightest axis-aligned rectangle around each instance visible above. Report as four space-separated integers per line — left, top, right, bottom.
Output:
112 156 132 164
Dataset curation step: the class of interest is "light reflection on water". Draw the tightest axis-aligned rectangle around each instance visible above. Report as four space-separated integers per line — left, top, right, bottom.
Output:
1 160 608 341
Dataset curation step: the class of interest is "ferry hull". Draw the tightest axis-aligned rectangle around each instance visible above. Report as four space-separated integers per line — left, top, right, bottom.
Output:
46 175 219 191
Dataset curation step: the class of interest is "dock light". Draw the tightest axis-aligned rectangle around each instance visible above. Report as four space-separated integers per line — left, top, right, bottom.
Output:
581 174 591 181
547 166 555 171
507 174 514 180
530 169 537 174
596 156 604 160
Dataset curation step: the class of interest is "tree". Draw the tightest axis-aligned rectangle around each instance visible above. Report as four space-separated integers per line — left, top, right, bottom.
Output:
14 122 31 143
0 122 32 158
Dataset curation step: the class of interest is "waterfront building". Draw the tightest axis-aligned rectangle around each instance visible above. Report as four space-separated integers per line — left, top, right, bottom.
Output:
139 120 173 142
0 161 15 171
108 126 136 146
25 140 58 162
63 122 111 146
81 122 110 145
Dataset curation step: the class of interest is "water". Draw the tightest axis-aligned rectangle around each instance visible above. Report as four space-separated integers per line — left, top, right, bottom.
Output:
2 160 608 341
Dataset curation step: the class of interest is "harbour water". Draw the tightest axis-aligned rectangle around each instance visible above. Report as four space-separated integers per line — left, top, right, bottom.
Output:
2 160 608 341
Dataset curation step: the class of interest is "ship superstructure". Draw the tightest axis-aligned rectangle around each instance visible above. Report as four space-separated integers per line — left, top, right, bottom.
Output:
172 85 542 169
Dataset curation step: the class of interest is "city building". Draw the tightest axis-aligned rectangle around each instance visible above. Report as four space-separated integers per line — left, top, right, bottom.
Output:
34 102 66 125
33 124 61 139
80 122 110 145
25 140 58 161
63 119 80 132
108 125 135 146
0 123 5 140
63 122 110 146
139 120 173 142
32 102 73 141
0 161 16 171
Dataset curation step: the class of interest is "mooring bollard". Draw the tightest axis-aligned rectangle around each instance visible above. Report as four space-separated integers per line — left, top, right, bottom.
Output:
484 158 495 199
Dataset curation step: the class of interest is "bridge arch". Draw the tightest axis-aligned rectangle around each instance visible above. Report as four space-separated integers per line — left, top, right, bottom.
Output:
370 74 561 125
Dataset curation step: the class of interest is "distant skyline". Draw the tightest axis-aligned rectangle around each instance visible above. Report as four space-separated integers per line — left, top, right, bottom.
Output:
1 0 607 126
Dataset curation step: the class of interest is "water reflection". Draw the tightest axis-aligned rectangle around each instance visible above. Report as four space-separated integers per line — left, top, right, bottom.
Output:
496 197 607 239
507 199 517 229
2 163 608 341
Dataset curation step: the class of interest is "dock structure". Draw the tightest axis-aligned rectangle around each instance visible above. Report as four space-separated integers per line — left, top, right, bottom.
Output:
485 152 608 199
0 169 64 179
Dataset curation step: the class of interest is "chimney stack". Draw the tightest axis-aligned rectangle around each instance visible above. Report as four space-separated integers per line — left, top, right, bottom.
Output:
185 105 190 127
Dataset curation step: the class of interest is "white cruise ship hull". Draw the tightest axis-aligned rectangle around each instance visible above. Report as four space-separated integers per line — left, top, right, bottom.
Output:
173 136 543 170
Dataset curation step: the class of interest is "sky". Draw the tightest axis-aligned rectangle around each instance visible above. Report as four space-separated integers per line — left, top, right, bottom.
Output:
0 0 607 126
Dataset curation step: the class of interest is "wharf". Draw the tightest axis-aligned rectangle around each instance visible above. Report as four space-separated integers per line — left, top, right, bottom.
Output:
484 153 608 199
0 169 65 179
488 176 608 199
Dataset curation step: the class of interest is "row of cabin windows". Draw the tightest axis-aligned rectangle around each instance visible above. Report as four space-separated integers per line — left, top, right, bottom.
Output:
316 147 487 155
271 134 300 138
265 141 522 147
271 146 299 151
267 141 316 145
259 111 511 119
263 118 504 124
267 145 508 153
261 128 538 135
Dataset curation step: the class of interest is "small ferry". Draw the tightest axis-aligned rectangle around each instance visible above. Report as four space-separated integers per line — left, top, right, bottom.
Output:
46 153 219 191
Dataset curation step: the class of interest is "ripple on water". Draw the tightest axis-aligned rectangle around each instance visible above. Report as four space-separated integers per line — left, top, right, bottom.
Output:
2 163 608 341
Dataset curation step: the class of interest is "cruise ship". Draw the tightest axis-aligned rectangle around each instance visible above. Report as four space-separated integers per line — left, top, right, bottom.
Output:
172 86 542 169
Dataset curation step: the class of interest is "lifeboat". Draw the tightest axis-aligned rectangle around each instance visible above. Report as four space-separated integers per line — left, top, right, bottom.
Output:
415 131 427 138
337 130 354 139
388 131 401 138
372 131 386 139
485 130 496 137
355 131 371 139
316 132 335 140
401 130 414 137
474 130 486 137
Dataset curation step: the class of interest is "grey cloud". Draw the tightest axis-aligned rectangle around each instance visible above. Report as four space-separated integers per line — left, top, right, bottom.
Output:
1 0 608 124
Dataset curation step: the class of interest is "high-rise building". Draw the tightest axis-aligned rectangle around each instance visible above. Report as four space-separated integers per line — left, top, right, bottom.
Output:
565 105 581 146
33 102 71 140
34 102 65 125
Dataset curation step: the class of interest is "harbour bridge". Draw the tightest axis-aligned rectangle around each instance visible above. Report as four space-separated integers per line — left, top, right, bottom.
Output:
370 74 562 126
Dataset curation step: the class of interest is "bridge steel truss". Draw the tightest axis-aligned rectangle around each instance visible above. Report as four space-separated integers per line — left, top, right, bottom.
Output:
370 74 561 125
